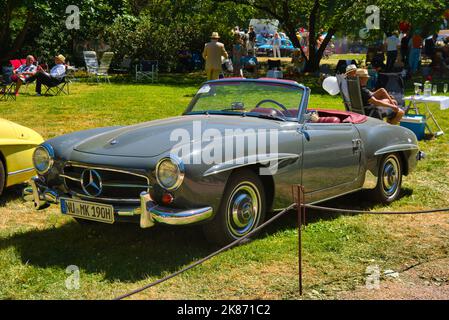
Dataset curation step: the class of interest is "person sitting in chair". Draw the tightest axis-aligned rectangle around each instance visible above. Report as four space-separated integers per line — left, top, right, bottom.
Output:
11 55 37 96
35 54 66 96
357 68 404 125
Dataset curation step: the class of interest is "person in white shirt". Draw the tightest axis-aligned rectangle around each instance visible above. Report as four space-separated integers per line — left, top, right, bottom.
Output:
272 33 281 58
11 55 37 96
35 54 66 95
385 32 400 71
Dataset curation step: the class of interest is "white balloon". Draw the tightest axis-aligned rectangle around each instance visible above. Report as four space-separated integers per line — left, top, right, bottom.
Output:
322 76 340 96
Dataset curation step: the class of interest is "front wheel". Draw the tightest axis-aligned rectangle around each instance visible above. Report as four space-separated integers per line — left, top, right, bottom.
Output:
202 169 266 246
372 153 403 204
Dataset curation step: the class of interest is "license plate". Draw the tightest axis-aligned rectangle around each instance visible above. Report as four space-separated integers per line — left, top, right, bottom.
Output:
60 198 114 224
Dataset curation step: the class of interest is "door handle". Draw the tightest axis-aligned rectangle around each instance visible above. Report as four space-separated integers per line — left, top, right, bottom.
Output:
352 139 362 151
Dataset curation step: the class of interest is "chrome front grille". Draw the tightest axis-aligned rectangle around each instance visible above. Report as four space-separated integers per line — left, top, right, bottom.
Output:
61 163 150 203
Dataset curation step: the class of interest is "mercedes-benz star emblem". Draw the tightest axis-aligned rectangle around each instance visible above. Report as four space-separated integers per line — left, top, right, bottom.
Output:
81 169 103 197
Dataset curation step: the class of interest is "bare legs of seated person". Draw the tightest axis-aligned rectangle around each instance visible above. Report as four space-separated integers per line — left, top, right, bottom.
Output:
371 88 398 106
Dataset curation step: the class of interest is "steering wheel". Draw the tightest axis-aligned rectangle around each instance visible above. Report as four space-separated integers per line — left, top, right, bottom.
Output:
255 99 289 113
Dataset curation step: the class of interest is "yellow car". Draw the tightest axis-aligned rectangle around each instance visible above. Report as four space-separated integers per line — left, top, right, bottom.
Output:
0 118 44 195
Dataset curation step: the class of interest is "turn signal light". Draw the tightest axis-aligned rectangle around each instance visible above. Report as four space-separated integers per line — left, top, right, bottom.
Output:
162 193 174 205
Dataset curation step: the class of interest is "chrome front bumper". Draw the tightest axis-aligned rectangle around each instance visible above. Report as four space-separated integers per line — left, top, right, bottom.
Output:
23 176 213 228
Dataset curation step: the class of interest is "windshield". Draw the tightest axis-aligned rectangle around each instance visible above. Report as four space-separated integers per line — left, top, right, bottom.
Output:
185 81 303 121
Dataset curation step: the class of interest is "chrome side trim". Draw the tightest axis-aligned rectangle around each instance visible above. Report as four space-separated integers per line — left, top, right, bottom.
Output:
374 144 418 156
8 167 34 176
203 153 300 177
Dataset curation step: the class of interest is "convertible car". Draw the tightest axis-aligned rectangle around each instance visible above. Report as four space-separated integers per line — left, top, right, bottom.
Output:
1 118 44 196
24 78 423 244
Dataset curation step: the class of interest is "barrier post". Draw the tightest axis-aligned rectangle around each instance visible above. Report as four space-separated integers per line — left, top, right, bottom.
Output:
292 185 303 296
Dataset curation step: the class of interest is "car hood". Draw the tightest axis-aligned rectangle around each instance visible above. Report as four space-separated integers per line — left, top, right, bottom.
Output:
73 115 285 158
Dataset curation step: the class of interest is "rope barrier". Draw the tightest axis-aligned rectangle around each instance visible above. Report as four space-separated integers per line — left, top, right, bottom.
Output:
305 204 449 215
113 184 449 300
113 203 298 300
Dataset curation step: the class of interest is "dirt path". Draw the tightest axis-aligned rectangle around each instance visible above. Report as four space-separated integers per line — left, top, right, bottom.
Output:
338 257 449 299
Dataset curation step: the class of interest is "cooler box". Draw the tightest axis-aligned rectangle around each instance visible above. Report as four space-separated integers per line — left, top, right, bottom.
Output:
400 114 426 140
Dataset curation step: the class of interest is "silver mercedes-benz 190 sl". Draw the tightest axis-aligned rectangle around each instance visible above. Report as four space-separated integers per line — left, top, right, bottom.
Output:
24 78 423 244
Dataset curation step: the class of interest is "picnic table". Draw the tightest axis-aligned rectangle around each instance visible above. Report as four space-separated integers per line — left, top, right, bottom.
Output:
403 95 449 137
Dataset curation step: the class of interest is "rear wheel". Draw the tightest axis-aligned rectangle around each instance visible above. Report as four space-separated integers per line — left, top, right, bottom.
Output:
202 169 266 246
372 153 403 204
0 160 5 196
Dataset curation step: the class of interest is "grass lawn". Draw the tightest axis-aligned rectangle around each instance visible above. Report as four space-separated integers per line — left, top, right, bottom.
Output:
0 71 448 300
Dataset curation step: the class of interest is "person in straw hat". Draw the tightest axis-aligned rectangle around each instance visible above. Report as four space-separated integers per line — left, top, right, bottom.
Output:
345 64 357 78
356 68 404 125
35 54 66 96
202 32 229 80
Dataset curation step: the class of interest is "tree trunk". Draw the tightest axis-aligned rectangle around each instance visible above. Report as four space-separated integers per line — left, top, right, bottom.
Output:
304 0 320 72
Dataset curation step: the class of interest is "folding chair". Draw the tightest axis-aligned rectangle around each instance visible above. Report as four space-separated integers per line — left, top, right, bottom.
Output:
346 77 393 120
83 51 99 82
96 52 114 83
43 66 70 96
0 82 16 101
0 63 17 101
336 74 351 112
135 60 158 82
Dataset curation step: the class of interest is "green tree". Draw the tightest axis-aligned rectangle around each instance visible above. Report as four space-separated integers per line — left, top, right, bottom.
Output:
218 0 447 72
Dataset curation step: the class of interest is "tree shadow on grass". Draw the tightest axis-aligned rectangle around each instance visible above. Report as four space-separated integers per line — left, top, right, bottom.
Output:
0 218 211 282
0 184 26 207
0 187 413 283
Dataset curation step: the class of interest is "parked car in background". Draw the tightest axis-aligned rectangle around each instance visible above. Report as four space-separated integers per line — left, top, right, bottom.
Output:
0 118 44 196
24 79 422 245
257 39 295 56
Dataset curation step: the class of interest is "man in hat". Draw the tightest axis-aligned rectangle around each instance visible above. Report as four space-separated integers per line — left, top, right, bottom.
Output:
345 64 357 78
35 54 66 96
203 32 228 80
356 68 404 125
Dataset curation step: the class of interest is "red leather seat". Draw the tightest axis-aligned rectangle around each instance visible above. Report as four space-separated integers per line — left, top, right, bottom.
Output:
317 116 341 123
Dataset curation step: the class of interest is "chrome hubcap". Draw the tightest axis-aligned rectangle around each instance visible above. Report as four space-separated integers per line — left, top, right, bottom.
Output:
227 182 261 238
382 156 400 197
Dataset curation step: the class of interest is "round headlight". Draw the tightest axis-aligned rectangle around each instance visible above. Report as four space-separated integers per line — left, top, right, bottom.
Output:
155 157 184 190
33 144 54 174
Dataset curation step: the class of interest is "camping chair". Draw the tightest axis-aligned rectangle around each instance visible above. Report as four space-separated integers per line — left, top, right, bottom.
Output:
96 51 114 83
42 66 71 96
0 82 16 101
112 57 132 74
336 74 351 112
135 60 159 82
42 77 70 96
83 51 99 82
376 72 406 111
346 77 391 120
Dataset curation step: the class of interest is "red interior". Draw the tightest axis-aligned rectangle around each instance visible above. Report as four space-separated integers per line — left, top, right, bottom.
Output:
249 108 368 124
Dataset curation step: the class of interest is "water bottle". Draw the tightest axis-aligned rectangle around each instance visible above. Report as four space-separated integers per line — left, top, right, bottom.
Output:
423 81 431 97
